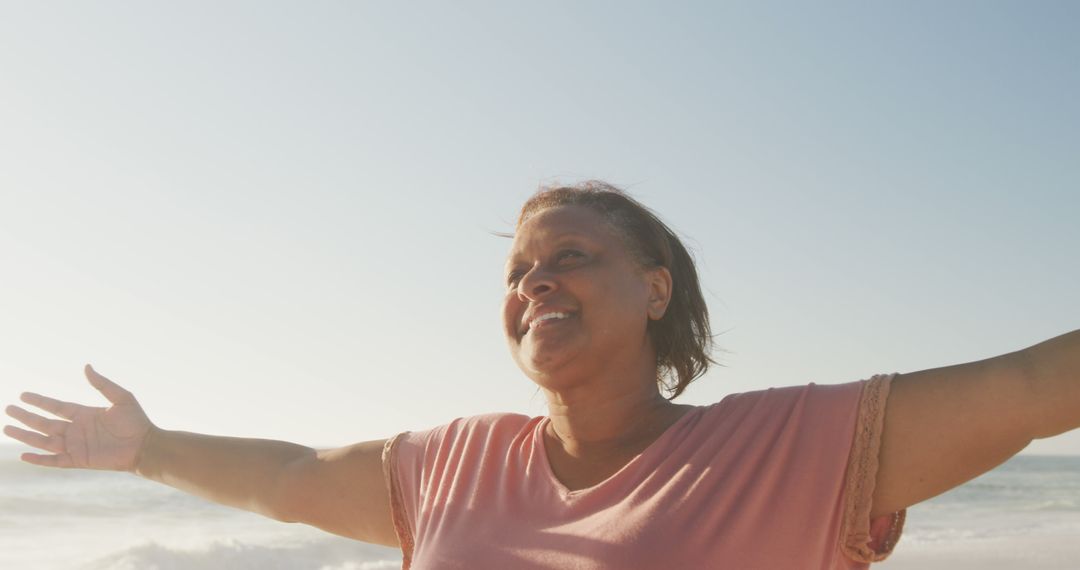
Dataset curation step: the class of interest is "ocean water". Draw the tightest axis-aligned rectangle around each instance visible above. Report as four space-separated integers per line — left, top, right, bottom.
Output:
0 445 402 570
2 445 1078 569
878 454 1080 570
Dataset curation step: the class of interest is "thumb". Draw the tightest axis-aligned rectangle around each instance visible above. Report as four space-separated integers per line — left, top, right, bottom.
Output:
85 364 136 405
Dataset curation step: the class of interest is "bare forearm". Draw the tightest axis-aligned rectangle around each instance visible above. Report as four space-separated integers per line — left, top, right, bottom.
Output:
1023 329 1080 439
134 426 315 520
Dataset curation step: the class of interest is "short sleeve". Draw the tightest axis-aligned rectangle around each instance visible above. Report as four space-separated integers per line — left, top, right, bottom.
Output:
383 423 451 569
382 431 416 568
839 373 906 563
380 413 534 569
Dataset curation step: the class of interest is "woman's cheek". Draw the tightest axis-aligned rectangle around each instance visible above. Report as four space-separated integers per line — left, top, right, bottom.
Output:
502 299 524 339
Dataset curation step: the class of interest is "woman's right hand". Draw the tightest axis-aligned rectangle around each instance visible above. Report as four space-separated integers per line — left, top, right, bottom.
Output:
3 364 155 472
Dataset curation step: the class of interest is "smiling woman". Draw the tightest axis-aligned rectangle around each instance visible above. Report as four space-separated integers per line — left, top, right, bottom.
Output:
5 181 1080 569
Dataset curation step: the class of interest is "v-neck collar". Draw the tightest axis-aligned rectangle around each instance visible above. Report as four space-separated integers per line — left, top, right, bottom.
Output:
536 405 705 498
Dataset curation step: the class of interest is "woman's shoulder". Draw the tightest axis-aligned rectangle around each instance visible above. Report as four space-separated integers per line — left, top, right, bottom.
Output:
393 411 539 449
710 378 870 407
691 378 877 433
446 411 539 434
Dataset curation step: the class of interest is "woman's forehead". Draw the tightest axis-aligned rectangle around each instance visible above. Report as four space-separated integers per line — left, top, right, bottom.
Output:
506 206 615 260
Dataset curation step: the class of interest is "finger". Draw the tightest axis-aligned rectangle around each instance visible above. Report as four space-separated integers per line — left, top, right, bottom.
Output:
20 452 73 469
2 425 65 454
5 405 68 436
20 392 84 420
85 364 136 405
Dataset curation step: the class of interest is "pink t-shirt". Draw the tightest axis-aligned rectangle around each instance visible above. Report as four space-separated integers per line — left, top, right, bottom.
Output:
382 374 905 569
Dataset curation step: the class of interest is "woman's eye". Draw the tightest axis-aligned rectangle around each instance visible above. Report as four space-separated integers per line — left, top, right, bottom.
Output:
506 251 582 288
556 250 584 263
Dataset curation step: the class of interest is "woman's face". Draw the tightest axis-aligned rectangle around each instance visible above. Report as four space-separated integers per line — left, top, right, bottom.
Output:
502 205 671 388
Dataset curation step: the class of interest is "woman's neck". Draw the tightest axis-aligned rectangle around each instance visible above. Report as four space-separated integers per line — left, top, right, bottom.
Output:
543 381 687 458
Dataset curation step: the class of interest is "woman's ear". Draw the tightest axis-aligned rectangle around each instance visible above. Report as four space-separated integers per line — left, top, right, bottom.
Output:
646 266 673 321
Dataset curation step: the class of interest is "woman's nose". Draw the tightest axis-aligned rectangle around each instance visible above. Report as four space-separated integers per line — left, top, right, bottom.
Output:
517 266 557 302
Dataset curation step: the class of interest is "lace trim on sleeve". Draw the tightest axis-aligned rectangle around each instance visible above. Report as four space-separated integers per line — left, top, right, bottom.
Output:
382 432 415 569
840 373 906 563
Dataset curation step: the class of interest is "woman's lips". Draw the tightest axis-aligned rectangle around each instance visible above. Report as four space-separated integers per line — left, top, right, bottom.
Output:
523 312 576 336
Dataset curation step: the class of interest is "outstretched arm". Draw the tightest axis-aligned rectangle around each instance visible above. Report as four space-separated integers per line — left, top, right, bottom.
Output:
4 365 398 546
135 426 398 546
870 329 1080 518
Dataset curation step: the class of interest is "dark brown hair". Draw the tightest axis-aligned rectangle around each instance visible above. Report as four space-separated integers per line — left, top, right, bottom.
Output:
515 180 717 400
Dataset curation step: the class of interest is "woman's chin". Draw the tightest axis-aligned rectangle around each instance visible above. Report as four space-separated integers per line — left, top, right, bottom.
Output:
516 346 579 381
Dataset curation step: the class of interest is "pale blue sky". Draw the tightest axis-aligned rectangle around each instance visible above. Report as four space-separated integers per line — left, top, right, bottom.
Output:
1 2 1077 454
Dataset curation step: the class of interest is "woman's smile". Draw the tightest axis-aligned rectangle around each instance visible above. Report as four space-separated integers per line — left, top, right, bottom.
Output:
524 312 577 338
530 311 574 329
521 308 578 335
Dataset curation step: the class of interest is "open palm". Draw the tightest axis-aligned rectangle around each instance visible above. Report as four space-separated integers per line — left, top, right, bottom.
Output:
3 364 155 472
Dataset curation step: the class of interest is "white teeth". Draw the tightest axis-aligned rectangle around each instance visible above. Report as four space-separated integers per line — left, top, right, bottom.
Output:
532 312 570 326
